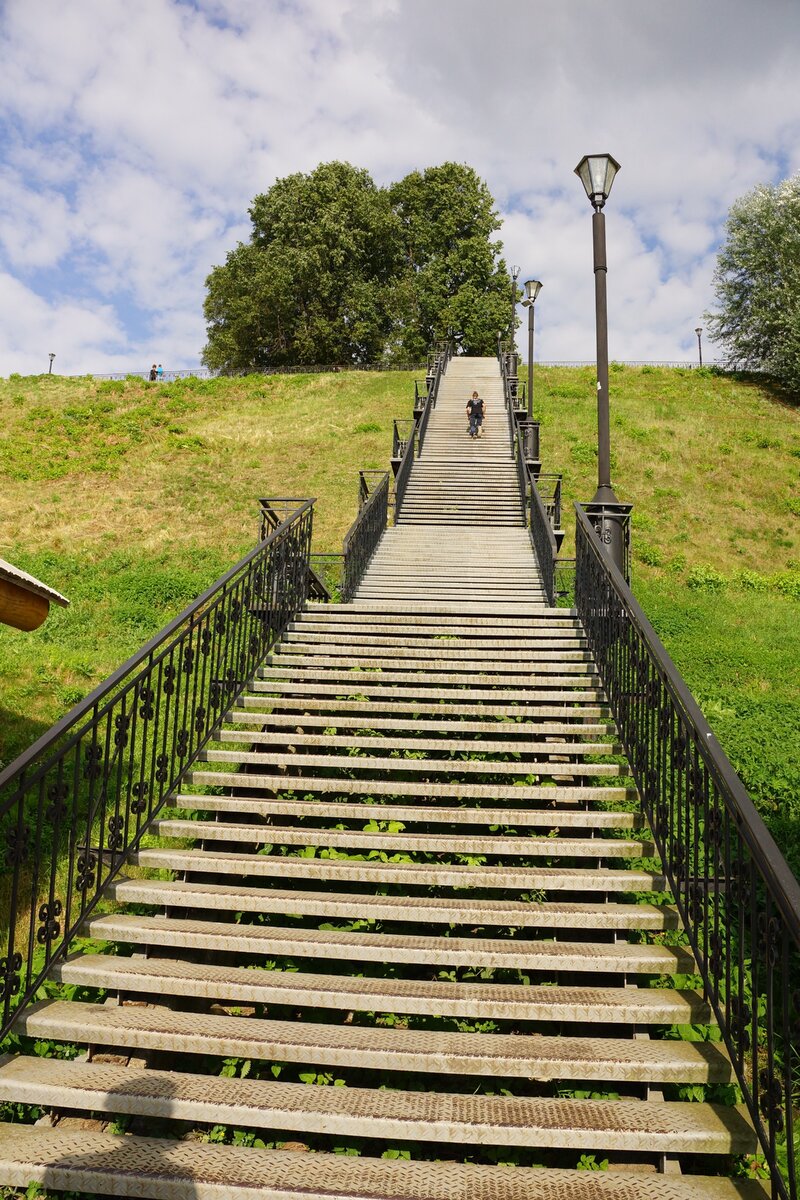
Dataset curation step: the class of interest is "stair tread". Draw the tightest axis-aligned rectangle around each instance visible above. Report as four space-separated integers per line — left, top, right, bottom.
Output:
0 1057 753 1153
197 748 625 778
186 769 635 801
134 845 665 893
228 710 615 735
106 878 679 928
239 697 611 718
20 1001 729 1081
152 818 650 857
52 954 709 1022
89 907 686 969
251 680 605 701
172 792 641 828
0 1124 769 1200
215 730 621 755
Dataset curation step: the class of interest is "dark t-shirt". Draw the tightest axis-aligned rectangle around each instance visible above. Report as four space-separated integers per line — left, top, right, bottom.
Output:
467 398 484 417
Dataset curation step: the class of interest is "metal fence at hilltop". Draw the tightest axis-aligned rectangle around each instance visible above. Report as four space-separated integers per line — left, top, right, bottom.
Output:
74 359 732 382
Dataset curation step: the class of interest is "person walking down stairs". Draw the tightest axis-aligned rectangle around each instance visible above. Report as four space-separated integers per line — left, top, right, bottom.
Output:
466 389 486 437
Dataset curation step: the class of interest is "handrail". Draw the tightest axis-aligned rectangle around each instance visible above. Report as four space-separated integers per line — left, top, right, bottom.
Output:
536 473 563 530
575 502 800 1197
395 338 451 517
0 499 316 1037
342 471 390 601
391 419 415 462
500 343 557 603
528 468 558 605
258 498 330 600
395 429 415 516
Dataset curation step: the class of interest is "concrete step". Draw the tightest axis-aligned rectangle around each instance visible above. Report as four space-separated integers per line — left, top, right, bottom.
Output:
239 695 611 718
269 648 593 666
282 632 587 649
51 955 708 1024
185 769 635 804
0 1125 769 1199
150 818 653 858
173 792 641 829
0 1058 754 1155
227 709 615 735
297 608 577 623
104 879 677 930
196 748 627 778
133 846 665 893
215 728 619 755
249 680 607 703
19 1001 726 1083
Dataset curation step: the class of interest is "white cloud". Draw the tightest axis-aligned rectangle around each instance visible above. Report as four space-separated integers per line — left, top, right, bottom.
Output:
0 0 799 372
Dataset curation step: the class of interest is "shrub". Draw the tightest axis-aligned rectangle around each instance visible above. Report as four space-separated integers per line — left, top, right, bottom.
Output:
687 564 727 592
636 541 664 567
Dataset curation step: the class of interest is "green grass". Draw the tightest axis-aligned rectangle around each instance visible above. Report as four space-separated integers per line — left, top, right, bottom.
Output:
535 362 800 862
1 363 798 862
0 369 412 768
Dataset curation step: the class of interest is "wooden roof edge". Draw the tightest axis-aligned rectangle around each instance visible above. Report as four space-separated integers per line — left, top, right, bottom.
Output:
0 558 69 607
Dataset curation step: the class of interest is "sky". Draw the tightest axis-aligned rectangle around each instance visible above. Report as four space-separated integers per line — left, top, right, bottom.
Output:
1 0 799 376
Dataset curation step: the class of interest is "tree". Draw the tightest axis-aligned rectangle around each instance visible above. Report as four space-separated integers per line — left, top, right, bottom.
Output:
202 161 511 370
705 173 800 392
388 163 511 360
203 162 399 371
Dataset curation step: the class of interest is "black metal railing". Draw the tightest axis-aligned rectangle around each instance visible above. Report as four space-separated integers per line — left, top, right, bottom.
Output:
342 471 390 602
394 337 452 517
0 499 316 1038
537 473 563 530
395 431 415 517
500 341 558 605
259 499 330 600
392 419 415 463
510 429 557 606
575 503 800 1198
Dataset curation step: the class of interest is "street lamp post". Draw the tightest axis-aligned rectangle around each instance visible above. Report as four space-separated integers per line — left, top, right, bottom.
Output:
48 353 55 374
521 279 542 421
510 265 520 350
521 279 542 470
574 153 631 576
695 326 703 367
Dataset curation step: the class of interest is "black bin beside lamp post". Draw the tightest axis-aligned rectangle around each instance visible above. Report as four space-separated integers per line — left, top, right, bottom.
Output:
695 326 703 367
521 279 542 470
48 353 55 374
574 153 632 578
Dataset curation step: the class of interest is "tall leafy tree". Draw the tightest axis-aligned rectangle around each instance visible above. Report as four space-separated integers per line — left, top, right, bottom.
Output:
389 163 511 360
706 173 800 392
203 161 511 370
203 162 399 370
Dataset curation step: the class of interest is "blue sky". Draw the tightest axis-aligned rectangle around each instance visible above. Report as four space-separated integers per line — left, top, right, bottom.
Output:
1 0 799 375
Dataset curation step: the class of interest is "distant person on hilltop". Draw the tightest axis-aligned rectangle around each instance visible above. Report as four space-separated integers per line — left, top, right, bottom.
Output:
156 363 164 380
149 364 157 381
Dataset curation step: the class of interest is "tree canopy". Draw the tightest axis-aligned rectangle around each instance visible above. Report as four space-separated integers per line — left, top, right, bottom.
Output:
705 173 800 393
202 161 511 370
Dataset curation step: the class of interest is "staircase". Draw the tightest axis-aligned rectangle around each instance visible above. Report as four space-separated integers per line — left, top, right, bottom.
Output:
0 357 767 1198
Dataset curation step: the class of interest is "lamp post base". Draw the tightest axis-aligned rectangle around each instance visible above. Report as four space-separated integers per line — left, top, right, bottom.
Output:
582 493 633 580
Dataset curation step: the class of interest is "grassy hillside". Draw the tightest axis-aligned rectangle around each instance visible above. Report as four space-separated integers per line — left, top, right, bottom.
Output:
535 363 800 866
0 370 412 767
1 364 798 861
